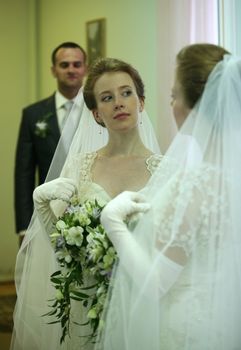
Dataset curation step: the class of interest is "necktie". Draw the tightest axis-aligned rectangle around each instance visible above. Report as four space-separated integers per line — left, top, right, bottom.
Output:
61 100 74 130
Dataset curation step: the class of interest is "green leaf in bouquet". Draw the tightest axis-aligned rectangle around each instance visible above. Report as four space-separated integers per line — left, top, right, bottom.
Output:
46 198 117 345
70 291 90 299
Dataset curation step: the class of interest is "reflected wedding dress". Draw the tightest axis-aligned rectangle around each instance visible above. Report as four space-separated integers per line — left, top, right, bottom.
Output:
98 164 236 350
150 165 226 349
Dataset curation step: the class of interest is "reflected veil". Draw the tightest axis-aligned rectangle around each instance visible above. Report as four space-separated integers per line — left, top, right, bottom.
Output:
97 55 241 350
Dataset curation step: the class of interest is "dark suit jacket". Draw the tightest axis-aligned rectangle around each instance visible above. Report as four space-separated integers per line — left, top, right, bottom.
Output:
14 93 60 233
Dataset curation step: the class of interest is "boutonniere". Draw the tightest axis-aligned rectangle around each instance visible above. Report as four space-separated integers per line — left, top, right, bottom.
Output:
35 112 53 138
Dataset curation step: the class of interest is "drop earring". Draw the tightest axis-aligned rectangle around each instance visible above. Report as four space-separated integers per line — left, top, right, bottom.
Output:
139 112 143 125
95 112 102 134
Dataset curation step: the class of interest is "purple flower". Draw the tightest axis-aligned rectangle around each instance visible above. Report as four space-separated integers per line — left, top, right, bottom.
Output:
56 236 66 249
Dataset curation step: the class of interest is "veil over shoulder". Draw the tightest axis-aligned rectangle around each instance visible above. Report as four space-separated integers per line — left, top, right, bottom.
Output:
10 89 161 350
96 55 241 350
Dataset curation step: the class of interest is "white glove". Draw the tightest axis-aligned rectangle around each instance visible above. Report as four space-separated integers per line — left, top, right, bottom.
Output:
101 191 183 298
33 177 77 231
101 191 150 248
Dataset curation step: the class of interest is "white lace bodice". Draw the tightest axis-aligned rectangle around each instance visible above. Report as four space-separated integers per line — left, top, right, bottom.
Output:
63 152 162 206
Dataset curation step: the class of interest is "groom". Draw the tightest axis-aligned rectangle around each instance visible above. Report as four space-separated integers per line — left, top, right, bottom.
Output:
14 42 87 244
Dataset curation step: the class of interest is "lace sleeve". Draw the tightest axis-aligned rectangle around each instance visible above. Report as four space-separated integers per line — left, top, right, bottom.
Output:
153 165 224 262
50 153 95 217
61 153 85 180
61 152 97 183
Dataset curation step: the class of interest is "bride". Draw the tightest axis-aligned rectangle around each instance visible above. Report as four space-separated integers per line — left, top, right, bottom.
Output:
98 44 241 349
10 57 161 350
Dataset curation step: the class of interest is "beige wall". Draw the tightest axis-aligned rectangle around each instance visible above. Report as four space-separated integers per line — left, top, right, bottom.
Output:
0 0 160 281
0 0 37 281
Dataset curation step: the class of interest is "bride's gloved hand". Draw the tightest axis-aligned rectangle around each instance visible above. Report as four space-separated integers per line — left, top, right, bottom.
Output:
33 177 77 230
101 191 150 249
101 190 183 298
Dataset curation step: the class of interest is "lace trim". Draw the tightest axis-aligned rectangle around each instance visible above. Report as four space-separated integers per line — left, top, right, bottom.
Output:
79 152 97 182
79 152 162 182
146 154 163 174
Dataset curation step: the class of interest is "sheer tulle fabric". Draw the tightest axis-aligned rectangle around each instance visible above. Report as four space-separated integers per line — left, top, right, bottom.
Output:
10 90 160 350
96 55 241 350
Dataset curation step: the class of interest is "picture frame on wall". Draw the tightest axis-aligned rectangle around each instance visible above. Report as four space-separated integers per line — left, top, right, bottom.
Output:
86 18 106 65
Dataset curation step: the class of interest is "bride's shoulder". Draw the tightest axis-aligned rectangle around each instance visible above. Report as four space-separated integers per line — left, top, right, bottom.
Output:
61 152 97 177
67 151 97 165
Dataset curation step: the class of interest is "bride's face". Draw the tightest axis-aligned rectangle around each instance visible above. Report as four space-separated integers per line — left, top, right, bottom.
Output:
92 71 144 132
171 77 191 129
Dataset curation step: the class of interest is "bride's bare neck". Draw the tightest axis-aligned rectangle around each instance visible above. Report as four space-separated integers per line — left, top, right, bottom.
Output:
98 130 152 157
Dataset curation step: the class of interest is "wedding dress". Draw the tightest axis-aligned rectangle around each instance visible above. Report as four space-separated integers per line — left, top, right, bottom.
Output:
61 151 162 349
147 165 229 349
97 163 227 350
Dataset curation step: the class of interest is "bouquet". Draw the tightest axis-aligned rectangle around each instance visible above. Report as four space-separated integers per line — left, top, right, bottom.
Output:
44 196 117 344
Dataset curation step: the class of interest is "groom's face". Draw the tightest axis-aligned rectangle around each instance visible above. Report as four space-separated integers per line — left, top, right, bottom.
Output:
51 47 87 91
